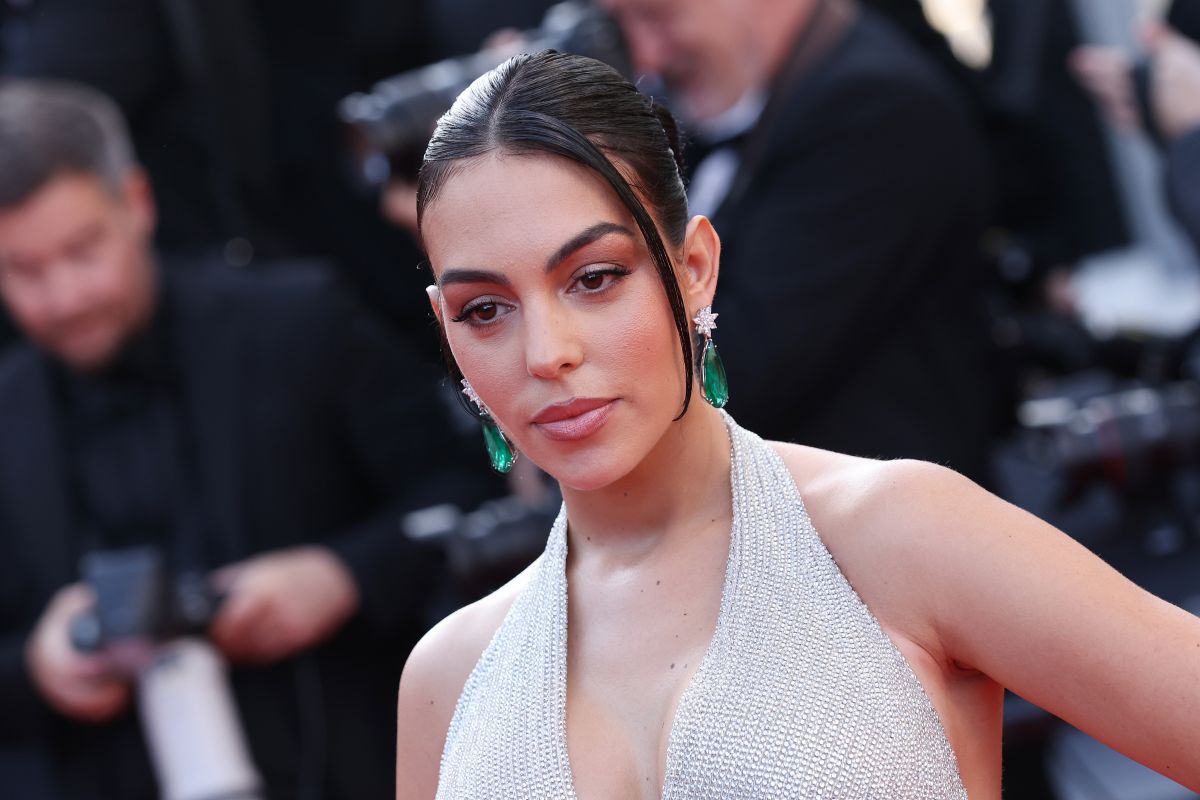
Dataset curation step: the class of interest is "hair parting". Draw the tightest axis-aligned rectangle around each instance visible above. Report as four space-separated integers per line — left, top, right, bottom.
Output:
417 50 696 417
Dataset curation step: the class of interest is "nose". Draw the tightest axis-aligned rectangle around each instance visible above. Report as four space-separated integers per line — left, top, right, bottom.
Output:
523 301 583 380
42 261 91 323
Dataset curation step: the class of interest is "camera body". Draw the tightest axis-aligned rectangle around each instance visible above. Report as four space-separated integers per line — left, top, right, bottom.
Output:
71 547 217 655
72 547 263 800
1021 377 1200 495
339 1 630 185
1009 322 1200 561
404 492 561 602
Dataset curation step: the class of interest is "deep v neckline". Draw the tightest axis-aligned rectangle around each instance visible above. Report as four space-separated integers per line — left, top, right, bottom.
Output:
553 419 740 800
437 413 968 799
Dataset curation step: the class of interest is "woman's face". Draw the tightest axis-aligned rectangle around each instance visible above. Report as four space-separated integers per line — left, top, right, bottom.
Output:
423 152 706 491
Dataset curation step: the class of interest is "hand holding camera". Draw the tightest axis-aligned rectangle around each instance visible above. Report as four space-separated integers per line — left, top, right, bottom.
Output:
1071 21 1200 143
26 582 132 722
32 547 266 800
208 545 360 665
1143 21 1200 141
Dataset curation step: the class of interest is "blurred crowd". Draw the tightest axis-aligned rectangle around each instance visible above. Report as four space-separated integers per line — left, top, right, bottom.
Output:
0 1 1198 798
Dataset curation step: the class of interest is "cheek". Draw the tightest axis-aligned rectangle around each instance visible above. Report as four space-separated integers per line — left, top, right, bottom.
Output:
595 281 688 402
0 274 56 330
608 299 677 374
4 291 49 335
93 247 142 316
444 324 521 412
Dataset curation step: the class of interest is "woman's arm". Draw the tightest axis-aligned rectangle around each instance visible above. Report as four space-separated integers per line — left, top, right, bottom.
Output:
879 461 1200 789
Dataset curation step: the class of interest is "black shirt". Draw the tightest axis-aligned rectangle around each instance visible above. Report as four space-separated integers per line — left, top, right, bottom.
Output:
53 287 207 571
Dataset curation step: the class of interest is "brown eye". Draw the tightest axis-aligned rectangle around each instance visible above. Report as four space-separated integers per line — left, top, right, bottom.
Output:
570 267 629 294
579 273 605 290
450 297 512 326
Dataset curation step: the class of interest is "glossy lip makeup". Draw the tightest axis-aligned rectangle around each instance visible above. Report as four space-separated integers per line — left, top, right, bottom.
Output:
531 397 618 442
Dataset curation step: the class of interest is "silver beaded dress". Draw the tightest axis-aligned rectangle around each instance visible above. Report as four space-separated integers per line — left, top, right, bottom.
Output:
436 413 967 799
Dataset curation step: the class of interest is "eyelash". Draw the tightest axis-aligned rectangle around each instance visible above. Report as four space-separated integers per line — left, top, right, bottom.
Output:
450 298 508 325
571 266 630 294
450 266 631 327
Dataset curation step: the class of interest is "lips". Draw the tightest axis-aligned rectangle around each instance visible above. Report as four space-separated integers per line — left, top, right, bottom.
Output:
531 397 617 442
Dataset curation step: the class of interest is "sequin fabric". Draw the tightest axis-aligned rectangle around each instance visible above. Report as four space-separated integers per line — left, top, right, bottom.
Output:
436 413 967 799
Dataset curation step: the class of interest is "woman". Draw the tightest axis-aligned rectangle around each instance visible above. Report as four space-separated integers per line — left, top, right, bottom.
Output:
396 51 1200 798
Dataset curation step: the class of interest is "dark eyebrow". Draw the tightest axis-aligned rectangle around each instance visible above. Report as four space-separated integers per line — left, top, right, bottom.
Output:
438 268 512 288
544 222 635 273
437 222 634 288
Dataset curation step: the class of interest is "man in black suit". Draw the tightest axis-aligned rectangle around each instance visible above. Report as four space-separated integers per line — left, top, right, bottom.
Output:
1141 19 1200 252
1073 15 1200 251
603 0 993 480
0 0 442 347
0 80 479 798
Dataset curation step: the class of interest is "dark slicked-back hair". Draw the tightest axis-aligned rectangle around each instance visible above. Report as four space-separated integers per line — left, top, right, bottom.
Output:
417 50 696 416
0 80 135 209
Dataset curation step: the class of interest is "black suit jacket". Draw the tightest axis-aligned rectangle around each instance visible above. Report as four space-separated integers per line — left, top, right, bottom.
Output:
710 7 993 481
1167 129 1200 253
0 260 481 798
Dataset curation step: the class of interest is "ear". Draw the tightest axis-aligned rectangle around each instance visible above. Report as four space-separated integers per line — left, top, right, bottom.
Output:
680 215 720 312
121 167 157 238
426 283 444 326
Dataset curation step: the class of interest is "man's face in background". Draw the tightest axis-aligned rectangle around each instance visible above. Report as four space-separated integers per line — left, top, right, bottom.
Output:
0 170 157 372
601 0 784 122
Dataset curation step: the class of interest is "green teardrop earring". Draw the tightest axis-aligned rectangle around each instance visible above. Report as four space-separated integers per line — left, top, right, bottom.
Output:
462 379 517 474
693 306 729 408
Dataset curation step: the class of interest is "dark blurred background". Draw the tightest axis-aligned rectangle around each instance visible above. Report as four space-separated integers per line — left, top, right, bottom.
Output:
1 0 1198 797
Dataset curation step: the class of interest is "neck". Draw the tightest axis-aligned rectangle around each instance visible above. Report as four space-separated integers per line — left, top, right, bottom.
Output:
755 0 822 86
558 398 732 565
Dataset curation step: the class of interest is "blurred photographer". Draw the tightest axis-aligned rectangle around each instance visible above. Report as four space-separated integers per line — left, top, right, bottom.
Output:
1149 23 1200 248
1072 10 1200 250
599 0 994 480
0 80 476 799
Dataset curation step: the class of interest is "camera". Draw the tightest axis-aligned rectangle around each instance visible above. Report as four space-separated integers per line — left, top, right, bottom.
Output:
403 491 561 601
1020 377 1200 497
72 547 263 800
71 547 219 654
338 1 631 185
1010 320 1200 558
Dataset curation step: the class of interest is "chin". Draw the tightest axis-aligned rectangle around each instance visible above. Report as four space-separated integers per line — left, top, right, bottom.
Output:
57 337 120 372
533 444 640 493
678 84 732 124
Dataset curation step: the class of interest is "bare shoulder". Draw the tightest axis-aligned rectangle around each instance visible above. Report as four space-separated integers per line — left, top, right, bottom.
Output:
767 440 981 565
768 440 977 526
395 563 533 799
399 569 525 714
770 441 1200 789
767 441 996 660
